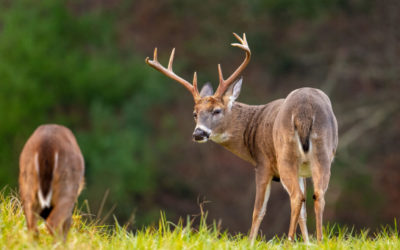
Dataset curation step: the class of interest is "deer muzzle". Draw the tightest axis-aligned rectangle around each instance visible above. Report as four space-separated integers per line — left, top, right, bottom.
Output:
193 127 210 142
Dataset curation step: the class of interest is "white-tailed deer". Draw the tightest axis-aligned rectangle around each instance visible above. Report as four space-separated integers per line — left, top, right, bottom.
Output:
146 33 338 242
19 124 84 240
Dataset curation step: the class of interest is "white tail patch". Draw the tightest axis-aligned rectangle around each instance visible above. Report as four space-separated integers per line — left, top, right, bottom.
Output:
54 152 58 172
35 152 58 209
294 131 312 160
38 187 52 209
294 132 312 177
34 152 39 174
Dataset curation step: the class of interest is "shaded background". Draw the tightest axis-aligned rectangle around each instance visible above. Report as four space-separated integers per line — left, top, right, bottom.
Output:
1 0 399 238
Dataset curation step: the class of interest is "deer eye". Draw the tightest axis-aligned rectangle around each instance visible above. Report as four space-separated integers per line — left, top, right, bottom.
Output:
193 112 197 120
212 109 222 115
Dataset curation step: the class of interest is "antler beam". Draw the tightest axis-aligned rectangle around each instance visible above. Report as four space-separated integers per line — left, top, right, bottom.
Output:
145 48 199 100
214 33 251 98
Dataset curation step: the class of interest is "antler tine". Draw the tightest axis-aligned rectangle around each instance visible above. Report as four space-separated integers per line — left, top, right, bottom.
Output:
168 48 175 71
214 33 251 98
231 33 250 52
154 47 158 61
217 64 224 84
193 72 198 91
145 47 158 65
232 32 244 44
145 47 199 100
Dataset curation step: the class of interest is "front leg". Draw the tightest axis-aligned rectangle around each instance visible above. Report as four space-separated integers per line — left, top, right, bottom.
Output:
249 163 273 245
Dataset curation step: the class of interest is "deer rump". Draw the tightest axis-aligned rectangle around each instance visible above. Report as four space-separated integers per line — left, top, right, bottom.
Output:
20 124 84 239
35 139 58 219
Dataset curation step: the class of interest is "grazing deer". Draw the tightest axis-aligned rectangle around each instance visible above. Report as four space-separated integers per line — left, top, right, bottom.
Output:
19 124 84 240
145 33 338 243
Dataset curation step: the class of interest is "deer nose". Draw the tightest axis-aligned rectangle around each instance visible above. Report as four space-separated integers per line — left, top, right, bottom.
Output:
193 128 210 141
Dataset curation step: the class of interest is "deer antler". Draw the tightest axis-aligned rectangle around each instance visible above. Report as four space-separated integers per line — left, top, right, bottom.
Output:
145 48 200 100
213 33 251 98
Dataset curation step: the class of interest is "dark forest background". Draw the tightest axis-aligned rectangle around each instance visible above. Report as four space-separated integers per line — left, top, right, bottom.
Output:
0 0 399 238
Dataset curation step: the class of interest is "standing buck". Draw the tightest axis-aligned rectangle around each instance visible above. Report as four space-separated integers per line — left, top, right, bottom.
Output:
19 124 84 240
146 33 338 242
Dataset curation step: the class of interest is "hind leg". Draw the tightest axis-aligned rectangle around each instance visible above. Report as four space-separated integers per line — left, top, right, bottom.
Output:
62 216 72 241
311 152 331 241
46 199 75 240
278 156 303 241
298 177 309 243
23 202 39 237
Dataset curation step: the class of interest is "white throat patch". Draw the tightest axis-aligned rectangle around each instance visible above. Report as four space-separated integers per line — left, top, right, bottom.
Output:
195 125 230 144
210 132 230 143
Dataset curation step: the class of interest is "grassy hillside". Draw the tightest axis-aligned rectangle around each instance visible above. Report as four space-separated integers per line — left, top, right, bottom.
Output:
0 191 399 249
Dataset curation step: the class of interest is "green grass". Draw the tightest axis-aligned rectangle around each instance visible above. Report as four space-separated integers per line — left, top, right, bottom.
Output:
0 190 399 249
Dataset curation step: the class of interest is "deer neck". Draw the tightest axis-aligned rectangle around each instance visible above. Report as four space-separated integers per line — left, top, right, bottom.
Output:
211 102 265 166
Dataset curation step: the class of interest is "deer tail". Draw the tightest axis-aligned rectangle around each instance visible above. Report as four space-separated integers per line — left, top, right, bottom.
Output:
35 150 58 209
293 111 314 153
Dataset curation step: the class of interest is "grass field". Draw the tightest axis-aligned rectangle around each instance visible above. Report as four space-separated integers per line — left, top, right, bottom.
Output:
0 190 399 249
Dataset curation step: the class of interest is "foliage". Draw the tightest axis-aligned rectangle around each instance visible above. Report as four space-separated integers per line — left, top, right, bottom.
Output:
0 0 172 226
250 0 372 20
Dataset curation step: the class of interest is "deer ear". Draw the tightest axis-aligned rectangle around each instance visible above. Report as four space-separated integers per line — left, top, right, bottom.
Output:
200 82 214 97
223 77 242 109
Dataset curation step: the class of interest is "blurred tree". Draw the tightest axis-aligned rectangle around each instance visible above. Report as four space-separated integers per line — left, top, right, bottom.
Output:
0 0 174 226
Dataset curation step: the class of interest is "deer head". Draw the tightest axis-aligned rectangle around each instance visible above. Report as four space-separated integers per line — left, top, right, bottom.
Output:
146 33 251 143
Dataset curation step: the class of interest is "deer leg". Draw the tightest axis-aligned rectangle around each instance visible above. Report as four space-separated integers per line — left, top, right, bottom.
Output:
24 203 38 237
46 199 75 240
279 159 303 241
311 152 331 241
298 177 309 243
62 216 72 241
249 166 272 244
